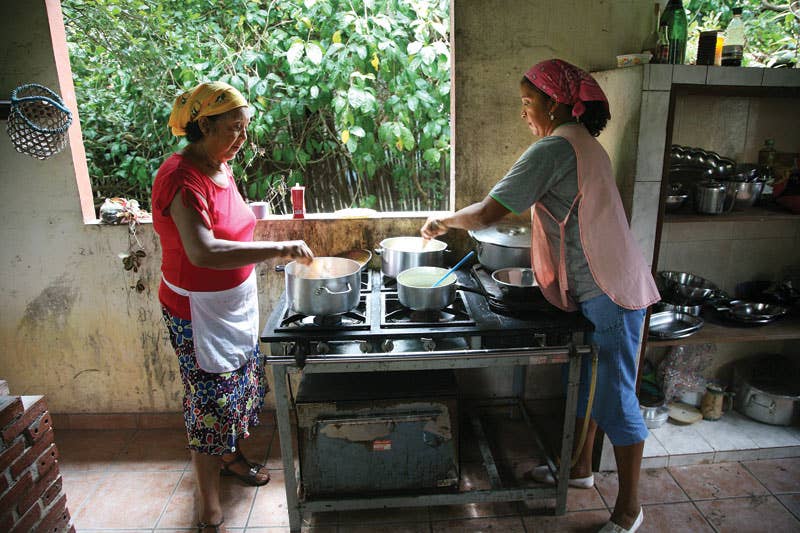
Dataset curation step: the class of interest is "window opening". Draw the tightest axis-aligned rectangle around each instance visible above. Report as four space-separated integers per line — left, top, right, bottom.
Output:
62 0 452 216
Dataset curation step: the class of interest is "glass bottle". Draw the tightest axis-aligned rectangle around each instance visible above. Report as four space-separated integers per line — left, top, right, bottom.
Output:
641 2 661 57
660 0 688 64
655 25 670 64
721 7 745 66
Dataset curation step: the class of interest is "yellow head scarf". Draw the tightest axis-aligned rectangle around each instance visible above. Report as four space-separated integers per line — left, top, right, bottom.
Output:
167 81 248 136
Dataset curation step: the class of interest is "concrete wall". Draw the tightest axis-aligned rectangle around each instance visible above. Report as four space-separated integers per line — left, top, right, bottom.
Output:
0 1 653 415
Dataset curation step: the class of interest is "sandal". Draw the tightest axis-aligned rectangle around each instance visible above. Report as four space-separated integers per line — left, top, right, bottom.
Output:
197 517 225 533
221 452 270 486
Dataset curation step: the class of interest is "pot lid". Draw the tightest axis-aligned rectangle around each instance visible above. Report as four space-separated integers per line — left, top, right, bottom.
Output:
469 223 531 248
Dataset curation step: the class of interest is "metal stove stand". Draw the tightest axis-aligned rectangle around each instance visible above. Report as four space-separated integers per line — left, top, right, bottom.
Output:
262 270 594 532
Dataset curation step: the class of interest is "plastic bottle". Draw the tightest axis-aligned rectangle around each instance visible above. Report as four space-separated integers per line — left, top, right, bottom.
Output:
660 0 688 64
291 183 305 219
721 7 745 66
641 3 661 57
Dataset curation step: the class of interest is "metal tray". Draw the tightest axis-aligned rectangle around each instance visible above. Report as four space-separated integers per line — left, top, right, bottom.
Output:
648 311 704 339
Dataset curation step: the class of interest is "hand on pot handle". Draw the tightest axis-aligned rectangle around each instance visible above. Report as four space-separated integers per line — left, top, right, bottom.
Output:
280 240 315 264
420 216 448 240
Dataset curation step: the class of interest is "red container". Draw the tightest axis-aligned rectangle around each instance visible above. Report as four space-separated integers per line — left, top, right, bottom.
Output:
291 184 305 219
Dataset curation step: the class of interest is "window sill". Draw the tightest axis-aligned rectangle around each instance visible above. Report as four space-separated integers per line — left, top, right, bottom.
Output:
86 211 450 226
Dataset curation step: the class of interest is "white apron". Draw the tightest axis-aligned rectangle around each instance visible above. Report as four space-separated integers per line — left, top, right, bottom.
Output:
162 271 259 373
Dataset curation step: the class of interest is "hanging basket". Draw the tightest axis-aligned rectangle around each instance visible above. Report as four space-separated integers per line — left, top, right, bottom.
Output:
6 83 73 160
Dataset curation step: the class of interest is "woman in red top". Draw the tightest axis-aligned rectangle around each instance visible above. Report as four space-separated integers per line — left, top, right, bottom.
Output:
152 82 313 533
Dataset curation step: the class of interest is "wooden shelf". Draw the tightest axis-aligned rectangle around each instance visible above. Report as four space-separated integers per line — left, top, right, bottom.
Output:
648 314 800 347
664 204 799 223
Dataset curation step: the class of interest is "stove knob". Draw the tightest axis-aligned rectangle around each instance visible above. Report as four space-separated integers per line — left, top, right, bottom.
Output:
422 338 436 351
315 342 330 355
381 339 394 352
359 341 373 353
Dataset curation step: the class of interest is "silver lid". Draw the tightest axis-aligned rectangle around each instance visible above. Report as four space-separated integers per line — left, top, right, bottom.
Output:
469 223 531 248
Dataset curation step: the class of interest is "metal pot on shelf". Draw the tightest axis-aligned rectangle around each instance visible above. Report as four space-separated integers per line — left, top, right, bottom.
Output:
376 237 447 278
694 180 736 215
283 257 362 316
468 223 531 272
733 355 800 426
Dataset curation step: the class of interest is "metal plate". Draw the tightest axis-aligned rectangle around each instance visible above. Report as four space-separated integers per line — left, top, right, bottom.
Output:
648 311 704 339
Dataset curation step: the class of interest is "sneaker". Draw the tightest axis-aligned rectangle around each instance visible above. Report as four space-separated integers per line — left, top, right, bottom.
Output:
529 465 594 489
598 507 643 533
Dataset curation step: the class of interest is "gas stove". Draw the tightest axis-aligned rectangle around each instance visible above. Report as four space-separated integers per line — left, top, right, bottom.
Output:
261 266 591 365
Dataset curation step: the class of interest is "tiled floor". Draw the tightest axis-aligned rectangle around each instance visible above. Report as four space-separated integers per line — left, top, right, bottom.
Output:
56 418 800 532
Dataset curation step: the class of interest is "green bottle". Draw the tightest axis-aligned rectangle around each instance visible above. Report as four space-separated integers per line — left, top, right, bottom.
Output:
660 0 688 64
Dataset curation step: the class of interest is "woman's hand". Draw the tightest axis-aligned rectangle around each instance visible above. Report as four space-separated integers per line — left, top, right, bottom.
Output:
420 217 448 239
280 240 314 264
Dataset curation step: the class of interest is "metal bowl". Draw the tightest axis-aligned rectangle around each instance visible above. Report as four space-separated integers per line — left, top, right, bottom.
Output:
640 404 670 429
723 180 764 209
665 193 689 211
659 271 720 304
654 302 702 316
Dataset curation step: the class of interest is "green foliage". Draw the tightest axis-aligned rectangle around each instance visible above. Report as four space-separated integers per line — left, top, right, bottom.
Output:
685 0 799 67
63 0 451 213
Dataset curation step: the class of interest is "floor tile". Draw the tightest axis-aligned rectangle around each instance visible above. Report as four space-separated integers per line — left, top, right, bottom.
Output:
666 451 715 467
59 469 107 516
431 515 526 532
742 457 800 493
55 429 135 472
429 501 518 521
338 522 430 532
726 414 800 448
638 502 713 532
108 428 190 472
248 468 290 527
695 495 800 532
522 509 610 532
649 423 714 455
777 493 800 520
71 470 183 529
595 468 688 507
338 506 430 525
238 422 274 465
668 462 768 500
693 416 760 451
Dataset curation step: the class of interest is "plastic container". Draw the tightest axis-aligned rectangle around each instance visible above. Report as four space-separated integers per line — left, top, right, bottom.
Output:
722 7 745 66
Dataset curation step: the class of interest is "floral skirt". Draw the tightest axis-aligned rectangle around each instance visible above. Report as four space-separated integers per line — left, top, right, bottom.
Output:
162 309 268 455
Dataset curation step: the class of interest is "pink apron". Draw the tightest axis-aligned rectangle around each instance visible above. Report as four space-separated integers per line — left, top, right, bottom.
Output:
530 124 660 311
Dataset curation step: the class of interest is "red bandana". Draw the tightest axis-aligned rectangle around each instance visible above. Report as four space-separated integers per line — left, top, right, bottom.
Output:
524 59 610 119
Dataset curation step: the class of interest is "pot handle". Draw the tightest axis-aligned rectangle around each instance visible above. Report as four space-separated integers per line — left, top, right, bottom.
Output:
747 393 777 414
374 247 383 256
275 264 286 272
314 283 352 296
456 284 492 300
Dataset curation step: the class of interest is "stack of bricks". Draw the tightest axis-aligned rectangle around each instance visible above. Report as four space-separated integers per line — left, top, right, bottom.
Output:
0 394 73 532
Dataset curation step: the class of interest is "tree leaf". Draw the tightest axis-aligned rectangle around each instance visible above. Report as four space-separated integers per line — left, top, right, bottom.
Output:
306 42 323 65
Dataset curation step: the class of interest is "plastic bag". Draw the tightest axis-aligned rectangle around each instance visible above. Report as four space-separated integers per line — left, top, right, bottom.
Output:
656 344 716 403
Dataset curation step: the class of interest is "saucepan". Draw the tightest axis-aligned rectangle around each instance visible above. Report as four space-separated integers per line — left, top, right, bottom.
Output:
376 237 447 278
396 266 490 311
491 267 543 301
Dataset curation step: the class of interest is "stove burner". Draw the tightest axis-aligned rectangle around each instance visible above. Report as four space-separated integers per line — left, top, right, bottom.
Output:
381 293 475 328
276 295 369 331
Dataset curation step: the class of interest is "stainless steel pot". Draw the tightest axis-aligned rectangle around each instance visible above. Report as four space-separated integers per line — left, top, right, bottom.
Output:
734 356 800 426
695 180 735 215
396 266 459 311
491 267 543 301
285 257 361 316
468 223 531 272
376 237 447 278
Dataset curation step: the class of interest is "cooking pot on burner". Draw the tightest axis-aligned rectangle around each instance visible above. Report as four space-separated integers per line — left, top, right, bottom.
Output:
396 266 487 311
283 257 361 316
491 267 543 301
376 237 447 278
468 223 531 272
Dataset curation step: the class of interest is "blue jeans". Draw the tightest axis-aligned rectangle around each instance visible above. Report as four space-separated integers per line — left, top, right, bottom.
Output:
576 294 648 446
